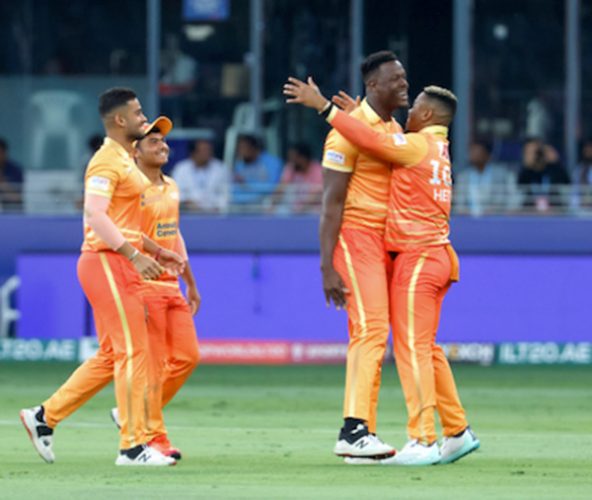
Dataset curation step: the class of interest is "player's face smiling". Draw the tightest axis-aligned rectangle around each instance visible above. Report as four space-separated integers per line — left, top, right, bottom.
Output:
374 61 409 110
137 133 169 167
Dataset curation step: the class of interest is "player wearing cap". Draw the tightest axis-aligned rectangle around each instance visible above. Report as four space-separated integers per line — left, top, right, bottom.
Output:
109 118 200 460
20 88 184 466
284 78 480 466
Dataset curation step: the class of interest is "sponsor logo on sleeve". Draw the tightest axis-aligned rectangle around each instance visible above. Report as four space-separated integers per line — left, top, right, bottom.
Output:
325 150 346 165
392 133 407 146
87 176 111 192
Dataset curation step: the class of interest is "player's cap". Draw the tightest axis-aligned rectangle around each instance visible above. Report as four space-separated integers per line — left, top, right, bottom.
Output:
142 115 173 137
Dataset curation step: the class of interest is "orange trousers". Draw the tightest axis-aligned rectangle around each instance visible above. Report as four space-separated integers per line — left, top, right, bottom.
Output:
43 251 148 450
333 227 392 433
390 245 467 444
144 288 200 442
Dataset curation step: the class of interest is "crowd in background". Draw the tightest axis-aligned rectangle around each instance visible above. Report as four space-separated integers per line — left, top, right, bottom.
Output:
2 130 592 216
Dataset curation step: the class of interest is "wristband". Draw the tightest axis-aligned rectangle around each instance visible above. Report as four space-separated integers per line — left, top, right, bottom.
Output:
128 249 140 262
319 102 333 119
155 247 162 262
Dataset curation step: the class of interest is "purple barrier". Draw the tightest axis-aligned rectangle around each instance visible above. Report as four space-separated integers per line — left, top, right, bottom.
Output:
17 254 86 339
16 253 592 342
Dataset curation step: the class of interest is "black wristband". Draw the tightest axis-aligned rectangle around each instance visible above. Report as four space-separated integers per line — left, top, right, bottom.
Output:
319 103 333 119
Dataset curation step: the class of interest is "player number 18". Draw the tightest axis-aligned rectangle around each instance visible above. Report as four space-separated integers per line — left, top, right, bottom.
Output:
429 160 452 187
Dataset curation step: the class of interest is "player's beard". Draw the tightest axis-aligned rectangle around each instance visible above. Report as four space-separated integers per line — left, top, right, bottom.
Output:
130 130 146 142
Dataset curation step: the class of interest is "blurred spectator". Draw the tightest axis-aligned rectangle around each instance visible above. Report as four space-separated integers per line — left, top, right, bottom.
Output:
525 94 552 141
172 139 229 213
518 138 570 212
272 143 323 214
232 134 283 207
454 140 520 216
572 139 592 210
0 138 23 212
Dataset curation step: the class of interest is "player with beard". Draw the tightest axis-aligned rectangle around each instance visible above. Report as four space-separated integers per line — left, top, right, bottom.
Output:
20 88 184 466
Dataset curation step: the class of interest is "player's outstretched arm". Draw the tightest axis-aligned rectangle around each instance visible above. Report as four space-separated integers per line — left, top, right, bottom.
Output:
284 77 423 167
327 110 422 166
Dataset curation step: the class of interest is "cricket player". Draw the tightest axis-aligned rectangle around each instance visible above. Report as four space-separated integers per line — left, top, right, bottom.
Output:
314 51 408 460
109 119 200 460
20 88 184 466
284 78 480 466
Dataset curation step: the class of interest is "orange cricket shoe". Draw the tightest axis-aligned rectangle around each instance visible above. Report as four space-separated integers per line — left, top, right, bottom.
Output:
148 435 182 460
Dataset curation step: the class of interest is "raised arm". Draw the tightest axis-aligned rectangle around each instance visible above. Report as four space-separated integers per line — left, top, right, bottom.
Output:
284 76 425 167
327 108 425 166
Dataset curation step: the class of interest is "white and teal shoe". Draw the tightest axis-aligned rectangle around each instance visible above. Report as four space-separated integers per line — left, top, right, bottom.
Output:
381 439 440 466
439 427 480 464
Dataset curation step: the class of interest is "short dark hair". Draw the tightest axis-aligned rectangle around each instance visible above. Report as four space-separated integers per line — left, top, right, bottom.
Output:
289 142 312 160
360 50 398 83
237 134 262 150
135 127 161 148
98 87 137 117
0 137 7 151
423 86 457 117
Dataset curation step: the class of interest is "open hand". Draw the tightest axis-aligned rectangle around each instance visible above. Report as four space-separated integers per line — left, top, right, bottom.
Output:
332 90 360 113
284 76 330 112
133 253 164 280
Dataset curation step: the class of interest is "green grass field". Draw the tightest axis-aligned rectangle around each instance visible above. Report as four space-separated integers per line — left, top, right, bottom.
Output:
0 362 591 499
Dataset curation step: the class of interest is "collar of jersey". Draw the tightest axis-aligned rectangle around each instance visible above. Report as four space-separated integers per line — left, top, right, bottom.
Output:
360 98 395 126
104 137 133 161
420 125 448 138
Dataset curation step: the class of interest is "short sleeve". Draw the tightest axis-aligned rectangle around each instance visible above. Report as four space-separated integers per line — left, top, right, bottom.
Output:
85 162 119 199
322 129 358 173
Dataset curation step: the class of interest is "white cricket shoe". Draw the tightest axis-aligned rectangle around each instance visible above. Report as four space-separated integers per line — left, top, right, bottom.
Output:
20 406 55 464
344 456 385 465
110 407 121 430
439 427 480 464
115 446 176 466
381 439 440 466
333 424 395 458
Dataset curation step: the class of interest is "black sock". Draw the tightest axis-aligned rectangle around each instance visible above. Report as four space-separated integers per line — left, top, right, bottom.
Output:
35 406 46 424
35 406 53 436
343 417 366 433
120 444 145 459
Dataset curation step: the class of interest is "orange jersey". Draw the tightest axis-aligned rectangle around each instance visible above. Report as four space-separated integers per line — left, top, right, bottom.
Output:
322 99 403 234
82 138 150 252
327 108 452 252
141 175 182 292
